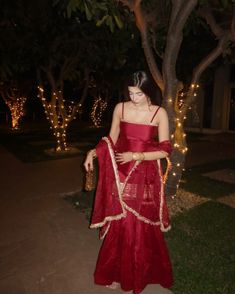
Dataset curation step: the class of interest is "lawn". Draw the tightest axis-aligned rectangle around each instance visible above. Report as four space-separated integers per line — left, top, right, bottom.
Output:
166 201 235 294
180 158 235 199
0 122 108 162
65 158 235 294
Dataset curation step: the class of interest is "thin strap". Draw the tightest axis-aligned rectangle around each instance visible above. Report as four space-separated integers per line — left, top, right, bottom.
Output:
150 106 160 123
122 102 124 119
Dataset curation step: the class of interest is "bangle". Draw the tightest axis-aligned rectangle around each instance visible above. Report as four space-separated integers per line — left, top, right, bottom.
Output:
132 152 138 161
140 152 145 161
132 152 145 161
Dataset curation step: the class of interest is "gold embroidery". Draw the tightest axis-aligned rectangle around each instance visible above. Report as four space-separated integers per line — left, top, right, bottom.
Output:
90 137 171 235
157 159 171 232
122 182 137 200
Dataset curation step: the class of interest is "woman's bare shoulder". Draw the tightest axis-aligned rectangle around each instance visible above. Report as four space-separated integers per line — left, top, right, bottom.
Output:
152 106 168 124
157 106 168 116
113 102 123 118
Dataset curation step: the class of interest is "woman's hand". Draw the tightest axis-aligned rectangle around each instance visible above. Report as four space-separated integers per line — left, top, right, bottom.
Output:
115 152 133 164
84 149 96 172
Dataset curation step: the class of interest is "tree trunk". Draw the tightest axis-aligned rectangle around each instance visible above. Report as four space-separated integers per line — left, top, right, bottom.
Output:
163 87 188 197
54 126 68 152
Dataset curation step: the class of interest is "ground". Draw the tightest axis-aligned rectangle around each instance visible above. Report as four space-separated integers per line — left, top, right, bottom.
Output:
0 131 234 294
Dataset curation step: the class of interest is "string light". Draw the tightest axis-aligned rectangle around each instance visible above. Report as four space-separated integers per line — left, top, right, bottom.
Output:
3 94 26 130
38 85 81 152
90 96 107 127
169 83 200 191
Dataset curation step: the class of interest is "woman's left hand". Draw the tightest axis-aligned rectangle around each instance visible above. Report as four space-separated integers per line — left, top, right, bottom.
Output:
115 152 133 164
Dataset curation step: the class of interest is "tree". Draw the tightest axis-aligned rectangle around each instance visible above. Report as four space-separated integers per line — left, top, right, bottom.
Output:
0 0 97 151
64 0 235 196
0 0 32 130
0 81 27 130
116 0 235 196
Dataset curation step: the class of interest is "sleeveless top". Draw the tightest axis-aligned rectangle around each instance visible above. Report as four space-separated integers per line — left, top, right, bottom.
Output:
116 103 161 180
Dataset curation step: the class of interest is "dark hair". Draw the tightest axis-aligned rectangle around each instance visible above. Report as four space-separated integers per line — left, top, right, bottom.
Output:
123 71 162 105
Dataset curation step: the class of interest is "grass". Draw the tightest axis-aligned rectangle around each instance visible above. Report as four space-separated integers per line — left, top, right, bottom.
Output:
180 158 235 199
166 201 235 294
0 122 108 162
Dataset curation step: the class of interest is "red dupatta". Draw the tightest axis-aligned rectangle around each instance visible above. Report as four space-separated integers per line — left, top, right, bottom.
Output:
90 136 172 239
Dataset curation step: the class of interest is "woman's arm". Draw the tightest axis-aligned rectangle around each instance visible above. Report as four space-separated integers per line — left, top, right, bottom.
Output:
84 103 122 171
109 103 122 145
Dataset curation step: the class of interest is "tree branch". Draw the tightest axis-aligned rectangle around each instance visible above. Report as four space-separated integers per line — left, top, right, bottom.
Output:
133 0 164 90
170 0 184 31
163 0 198 94
172 0 198 34
118 0 164 90
78 68 90 106
70 68 90 119
191 4 235 86
191 36 229 85
151 31 163 59
197 6 224 38
231 5 235 36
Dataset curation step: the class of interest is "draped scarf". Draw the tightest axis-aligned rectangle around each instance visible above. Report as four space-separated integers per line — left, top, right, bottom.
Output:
90 135 172 239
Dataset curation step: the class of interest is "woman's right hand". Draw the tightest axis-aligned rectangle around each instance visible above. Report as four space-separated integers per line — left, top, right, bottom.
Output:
84 149 96 172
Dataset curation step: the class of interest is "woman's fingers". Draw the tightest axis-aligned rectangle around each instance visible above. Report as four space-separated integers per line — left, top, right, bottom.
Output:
84 160 93 172
115 153 123 162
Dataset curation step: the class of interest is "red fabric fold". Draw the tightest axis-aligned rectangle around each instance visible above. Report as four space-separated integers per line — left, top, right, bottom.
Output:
90 135 172 238
91 122 174 293
90 136 125 239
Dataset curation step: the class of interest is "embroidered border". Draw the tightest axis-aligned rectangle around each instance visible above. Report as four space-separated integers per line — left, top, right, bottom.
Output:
156 159 171 232
90 136 171 234
104 136 169 229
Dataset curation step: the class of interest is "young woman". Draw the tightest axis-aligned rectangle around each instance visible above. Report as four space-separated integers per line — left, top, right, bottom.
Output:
84 71 173 294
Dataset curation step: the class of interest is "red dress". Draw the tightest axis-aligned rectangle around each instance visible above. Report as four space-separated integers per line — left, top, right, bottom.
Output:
92 120 173 294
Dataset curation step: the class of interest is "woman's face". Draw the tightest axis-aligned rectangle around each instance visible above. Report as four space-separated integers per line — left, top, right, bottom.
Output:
128 86 147 105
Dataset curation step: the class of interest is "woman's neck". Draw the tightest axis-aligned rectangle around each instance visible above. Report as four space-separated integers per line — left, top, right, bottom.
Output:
130 101 152 111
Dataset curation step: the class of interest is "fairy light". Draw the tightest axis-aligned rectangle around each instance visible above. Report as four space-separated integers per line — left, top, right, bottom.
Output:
90 96 107 127
37 85 80 152
169 83 200 191
4 95 27 130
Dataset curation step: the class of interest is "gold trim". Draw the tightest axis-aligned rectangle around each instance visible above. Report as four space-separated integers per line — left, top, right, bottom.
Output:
90 212 127 230
103 136 170 230
100 222 111 239
157 159 171 232
163 157 172 184
91 136 171 235
122 202 160 225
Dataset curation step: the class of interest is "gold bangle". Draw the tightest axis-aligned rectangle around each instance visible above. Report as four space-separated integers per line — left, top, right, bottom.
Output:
140 152 145 161
132 152 145 161
132 152 138 161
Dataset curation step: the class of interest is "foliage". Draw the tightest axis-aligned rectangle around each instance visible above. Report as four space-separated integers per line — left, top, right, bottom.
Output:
53 0 127 32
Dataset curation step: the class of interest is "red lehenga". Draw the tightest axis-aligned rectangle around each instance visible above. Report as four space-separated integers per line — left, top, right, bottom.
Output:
90 114 173 294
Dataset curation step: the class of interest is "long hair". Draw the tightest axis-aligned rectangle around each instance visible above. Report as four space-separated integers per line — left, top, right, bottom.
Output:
123 71 162 105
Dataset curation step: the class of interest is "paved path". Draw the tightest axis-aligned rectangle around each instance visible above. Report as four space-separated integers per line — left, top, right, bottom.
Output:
0 145 172 294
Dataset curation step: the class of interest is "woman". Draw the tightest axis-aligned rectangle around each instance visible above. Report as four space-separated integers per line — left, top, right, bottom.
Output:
84 71 173 294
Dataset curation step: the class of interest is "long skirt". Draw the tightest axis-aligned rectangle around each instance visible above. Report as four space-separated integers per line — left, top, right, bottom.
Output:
94 211 173 294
